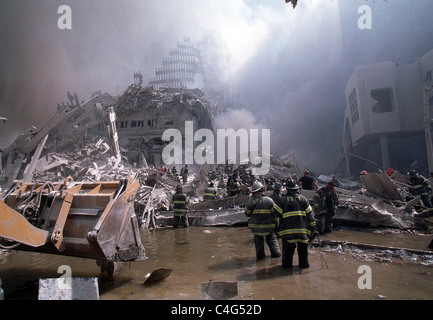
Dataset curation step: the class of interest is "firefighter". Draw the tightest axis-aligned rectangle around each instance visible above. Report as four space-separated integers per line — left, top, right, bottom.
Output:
297 170 317 190
274 178 316 269
171 185 189 228
245 181 281 260
313 182 339 234
407 170 433 212
218 175 226 190
171 166 178 178
271 180 282 202
181 164 189 184
227 175 241 197
203 182 217 201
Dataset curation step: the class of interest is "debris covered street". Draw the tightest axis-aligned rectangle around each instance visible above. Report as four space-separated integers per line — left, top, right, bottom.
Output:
1 133 433 300
1 226 433 300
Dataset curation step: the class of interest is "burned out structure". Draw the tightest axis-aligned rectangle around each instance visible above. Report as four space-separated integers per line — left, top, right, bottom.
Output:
90 85 218 167
341 49 433 177
148 32 232 109
0 80 219 273
0 32 228 189
0 85 218 189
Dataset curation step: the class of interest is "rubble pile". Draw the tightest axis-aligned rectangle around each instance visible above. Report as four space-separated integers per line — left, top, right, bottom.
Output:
5 81 431 233
32 137 138 182
28 135 433 233
332 171 433 230
314 239 433 266
114 86 220 127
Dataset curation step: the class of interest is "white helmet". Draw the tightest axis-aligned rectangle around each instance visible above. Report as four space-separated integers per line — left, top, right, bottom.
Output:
251 181 264 193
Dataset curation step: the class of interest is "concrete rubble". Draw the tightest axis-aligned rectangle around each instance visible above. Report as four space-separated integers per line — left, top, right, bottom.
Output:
311 236 433 266
1 86 432 235
20 134 432 233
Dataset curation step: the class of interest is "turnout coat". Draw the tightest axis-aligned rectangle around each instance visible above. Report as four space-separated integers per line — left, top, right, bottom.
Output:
245 194 277 236
171 192 189 216
274 193 316 243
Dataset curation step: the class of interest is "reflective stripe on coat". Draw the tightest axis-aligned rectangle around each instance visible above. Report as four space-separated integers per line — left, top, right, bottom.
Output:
172 192 189 216
274 194 316 243
245 195 277 236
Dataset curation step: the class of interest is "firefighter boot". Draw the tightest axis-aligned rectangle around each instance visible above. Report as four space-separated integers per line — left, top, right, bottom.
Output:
282 241 296 268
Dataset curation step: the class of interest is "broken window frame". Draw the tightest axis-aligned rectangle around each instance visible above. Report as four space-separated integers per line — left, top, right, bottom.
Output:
370 87 395 114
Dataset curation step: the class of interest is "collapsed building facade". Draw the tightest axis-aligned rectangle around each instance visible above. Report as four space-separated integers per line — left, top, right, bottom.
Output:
0 83 220 272
148 32 232 109
89 86 217 168
0 31 230 189
0 85 219 189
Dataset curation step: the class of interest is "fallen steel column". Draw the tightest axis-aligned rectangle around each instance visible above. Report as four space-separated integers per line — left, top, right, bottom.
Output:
313 238 433 256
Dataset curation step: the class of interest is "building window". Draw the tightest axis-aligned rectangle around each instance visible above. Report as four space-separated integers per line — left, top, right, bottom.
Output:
348 88 359 125
371 88 395 113
163 120 174 127
118 121 128 129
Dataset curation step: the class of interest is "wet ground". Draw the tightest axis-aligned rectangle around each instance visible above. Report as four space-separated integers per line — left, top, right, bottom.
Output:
1 226 433 300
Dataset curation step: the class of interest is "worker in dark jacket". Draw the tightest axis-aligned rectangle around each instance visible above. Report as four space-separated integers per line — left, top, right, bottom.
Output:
407 170 433 211
227 175 241 197
245 181 281 260
274 178 316 269
298 170 316 190
271 180 282 202
171 185 189 228
203 182 217 201
313 182 338 234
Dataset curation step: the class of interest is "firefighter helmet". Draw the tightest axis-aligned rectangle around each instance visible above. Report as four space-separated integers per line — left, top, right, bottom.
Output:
407 169 418 178
285 178 299 190
251 181 264 193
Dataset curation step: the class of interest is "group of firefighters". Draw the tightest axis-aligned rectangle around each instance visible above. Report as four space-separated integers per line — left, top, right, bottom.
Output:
170 166 433 269
244 176 338 269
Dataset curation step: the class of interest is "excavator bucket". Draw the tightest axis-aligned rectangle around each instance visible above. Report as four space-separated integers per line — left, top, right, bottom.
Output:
0 177 146 269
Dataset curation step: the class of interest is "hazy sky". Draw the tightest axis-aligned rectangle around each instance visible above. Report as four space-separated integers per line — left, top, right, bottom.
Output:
1 0 433 172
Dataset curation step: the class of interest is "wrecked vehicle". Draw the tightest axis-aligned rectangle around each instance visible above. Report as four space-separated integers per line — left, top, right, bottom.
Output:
0 177 146 275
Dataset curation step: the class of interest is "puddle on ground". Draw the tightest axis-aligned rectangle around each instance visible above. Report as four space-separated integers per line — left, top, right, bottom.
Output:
1 227 432 300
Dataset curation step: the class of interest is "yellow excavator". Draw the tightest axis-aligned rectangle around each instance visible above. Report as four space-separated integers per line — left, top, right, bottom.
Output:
0 176 146 275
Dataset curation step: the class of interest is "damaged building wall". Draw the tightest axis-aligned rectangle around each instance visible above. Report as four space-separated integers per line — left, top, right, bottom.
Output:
0 92 114 188
148 37 201 89
88 85 218 168
0 83 219 188
148 32 232 109
340 48 433 177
